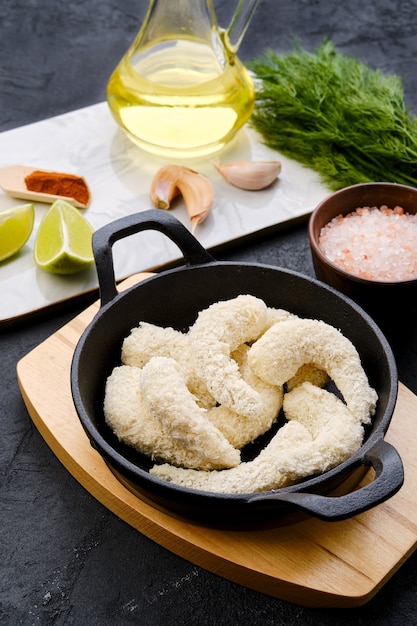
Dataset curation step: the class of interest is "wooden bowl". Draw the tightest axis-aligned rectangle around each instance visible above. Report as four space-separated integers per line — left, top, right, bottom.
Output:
308 182 417 337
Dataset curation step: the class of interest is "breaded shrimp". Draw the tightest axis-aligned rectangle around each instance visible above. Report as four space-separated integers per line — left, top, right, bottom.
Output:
122 322 188 367
280 382 364 479
150 420 306 493
140 356 240 470
103 365 217 469
261 309 330 392
248 318 377 425
205 344 283 448
189 295 268 418
122 321 215 409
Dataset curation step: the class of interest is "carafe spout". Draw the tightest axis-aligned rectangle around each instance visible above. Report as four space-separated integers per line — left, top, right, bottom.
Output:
226 0 260 52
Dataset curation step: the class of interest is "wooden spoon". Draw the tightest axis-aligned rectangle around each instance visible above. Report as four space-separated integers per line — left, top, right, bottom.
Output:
0 165 90 209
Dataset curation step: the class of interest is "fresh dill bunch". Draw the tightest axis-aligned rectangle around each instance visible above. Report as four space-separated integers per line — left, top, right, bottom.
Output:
248 40 417 190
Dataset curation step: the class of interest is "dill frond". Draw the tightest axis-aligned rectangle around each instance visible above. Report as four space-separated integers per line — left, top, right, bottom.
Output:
248 40 417 190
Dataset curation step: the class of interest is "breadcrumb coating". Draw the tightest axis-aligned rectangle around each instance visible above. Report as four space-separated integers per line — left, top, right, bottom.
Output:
189 295 268 418
205 344 283 448
122 321 214 409
280 382 364 479
150 421 303 493
103 365 215 468
140 356 240 469
248 318 377 425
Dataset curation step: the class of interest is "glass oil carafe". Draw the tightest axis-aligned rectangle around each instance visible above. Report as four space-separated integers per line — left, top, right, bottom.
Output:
106 0 260 158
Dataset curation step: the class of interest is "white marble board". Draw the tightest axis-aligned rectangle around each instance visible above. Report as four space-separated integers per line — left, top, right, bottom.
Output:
0 102 330 324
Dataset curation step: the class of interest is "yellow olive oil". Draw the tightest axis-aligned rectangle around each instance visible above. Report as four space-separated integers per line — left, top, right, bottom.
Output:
107 39 255 158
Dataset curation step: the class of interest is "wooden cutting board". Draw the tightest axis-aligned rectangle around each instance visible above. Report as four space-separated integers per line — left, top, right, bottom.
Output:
16 272 417 608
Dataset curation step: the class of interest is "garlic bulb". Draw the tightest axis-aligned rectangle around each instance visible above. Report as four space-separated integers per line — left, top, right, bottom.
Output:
214 160 281 190
150 165 214 231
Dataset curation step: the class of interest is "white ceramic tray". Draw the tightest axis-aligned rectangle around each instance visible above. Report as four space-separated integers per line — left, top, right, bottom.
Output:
0 102 329 324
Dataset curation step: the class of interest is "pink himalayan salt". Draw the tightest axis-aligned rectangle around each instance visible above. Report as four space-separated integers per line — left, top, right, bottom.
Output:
318 205 417 282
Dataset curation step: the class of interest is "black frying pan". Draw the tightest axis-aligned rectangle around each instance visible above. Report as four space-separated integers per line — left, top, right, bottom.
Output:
71 210 403 527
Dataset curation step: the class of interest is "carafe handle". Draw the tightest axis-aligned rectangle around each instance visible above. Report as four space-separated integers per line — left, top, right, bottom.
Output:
227 0 260 52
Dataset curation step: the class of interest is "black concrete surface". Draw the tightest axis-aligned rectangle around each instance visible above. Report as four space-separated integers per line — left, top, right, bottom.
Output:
1 1 417 624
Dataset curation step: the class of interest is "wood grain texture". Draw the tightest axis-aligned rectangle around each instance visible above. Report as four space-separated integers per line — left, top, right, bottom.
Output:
16 273 417 608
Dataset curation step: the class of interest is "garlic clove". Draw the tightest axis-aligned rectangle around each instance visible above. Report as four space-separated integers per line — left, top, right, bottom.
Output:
150 164 214 231
150 165 193 209
176 170 214 232
214 160 281 191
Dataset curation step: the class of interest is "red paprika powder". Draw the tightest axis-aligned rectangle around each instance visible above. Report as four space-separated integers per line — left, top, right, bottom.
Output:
25 170 90 207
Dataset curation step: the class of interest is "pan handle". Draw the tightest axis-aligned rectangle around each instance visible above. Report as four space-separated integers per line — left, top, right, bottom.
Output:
248 439 404 521
92 209 215 306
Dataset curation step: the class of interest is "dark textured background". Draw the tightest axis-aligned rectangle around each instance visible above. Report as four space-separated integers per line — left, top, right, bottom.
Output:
1 1 417 624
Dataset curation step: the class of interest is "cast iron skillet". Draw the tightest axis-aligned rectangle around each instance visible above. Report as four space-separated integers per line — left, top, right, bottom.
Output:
71 210 404 527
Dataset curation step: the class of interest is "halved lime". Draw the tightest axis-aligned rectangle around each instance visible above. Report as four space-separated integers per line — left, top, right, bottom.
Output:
34 199 94 274
0 203 35 262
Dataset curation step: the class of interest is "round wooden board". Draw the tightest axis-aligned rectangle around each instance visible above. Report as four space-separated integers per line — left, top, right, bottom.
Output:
16 273 417 608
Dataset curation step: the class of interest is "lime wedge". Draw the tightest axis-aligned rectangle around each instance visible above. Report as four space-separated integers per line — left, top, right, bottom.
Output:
34 199 94 274
0 203 35 262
